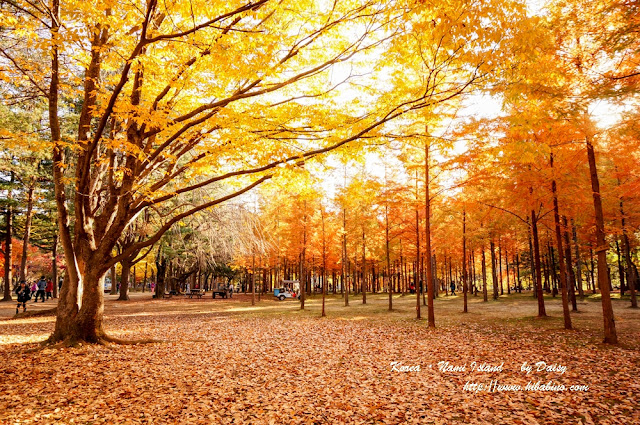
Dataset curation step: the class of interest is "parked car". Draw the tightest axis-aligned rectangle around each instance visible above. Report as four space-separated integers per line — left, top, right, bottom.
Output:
274 287 300 301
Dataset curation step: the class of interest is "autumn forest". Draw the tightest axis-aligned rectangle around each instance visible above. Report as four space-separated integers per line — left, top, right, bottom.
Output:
1 0 639 423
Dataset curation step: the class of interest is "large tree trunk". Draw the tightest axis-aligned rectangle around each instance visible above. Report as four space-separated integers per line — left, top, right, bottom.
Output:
586 136 617 344
51 251 108 344
46 0 119 345
19 185 35 282
155 256 166 299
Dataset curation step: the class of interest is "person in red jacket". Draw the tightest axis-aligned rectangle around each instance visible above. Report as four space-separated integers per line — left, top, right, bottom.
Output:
46 279 54 299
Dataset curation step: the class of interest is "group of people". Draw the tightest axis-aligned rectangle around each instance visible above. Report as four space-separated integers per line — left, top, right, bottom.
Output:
409 280 458 295
14 276 54 314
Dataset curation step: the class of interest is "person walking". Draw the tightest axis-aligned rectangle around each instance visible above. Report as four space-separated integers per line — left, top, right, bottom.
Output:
46 279 54 299
35 276 47 302
450 281 456 296
15 281 31 314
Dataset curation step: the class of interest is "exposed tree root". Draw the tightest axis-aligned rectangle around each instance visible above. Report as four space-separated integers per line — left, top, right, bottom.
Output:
27 333 164 352
99 334 162 345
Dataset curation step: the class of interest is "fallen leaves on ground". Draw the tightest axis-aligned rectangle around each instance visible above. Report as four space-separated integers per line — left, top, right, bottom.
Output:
0 297 638 424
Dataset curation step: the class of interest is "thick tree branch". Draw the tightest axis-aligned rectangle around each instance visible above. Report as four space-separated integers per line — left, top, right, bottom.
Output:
107 174 272 269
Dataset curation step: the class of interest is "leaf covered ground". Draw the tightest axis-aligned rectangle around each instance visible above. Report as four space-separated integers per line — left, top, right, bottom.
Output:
0 293 639 424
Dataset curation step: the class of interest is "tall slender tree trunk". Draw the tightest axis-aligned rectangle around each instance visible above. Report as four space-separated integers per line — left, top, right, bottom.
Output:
528 222 535 294
462 210 468 313
52 232 58 299
506 246 510 295
434 254 439 298
498 240 504 295
118 259 131 301
516 251 522 292
531 209 546 317
424 138 435 326
252 254 256 306
572 222 584 300
471 249 478 297
621 226 638 309
490 240 498 300
619 187 638 308
586 135 617 344
482 246 488 302
3 204 13 301
548 242 558 296
343 207 348 307
142 262 147 293
385 205 392 311
616 239 625 295
19 185 35 282
110 264 116 296
550 153 572 330
361 225 366 304
563 216 577 311
321 208 327 317
415 207 421 320
300 201 307 310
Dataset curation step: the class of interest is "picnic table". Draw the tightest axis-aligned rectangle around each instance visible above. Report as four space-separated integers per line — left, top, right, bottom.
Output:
186 290 204 299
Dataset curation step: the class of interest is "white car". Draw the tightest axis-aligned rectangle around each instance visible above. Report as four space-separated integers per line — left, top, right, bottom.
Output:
274 288 300 301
